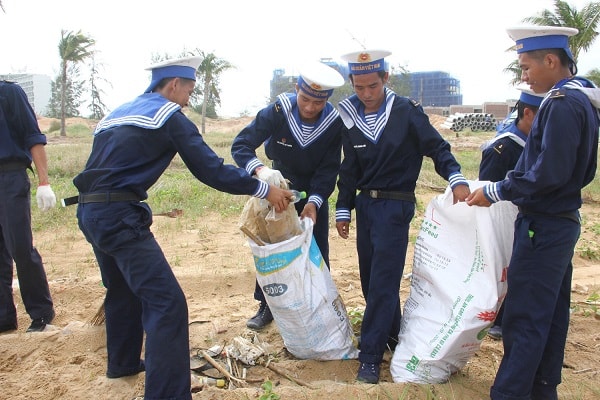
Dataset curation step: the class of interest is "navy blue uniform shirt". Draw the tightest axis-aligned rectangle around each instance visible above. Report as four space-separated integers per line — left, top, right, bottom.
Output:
336 89 465 218
479 121 527 181
485 78 600 214
0 81 47 164
74 93 266 199
231 93 342 209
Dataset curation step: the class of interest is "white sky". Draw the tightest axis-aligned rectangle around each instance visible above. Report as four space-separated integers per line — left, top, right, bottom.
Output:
1 0 599 117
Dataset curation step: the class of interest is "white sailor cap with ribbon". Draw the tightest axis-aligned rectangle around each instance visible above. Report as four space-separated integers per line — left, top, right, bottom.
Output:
515 82 546 107
506 25 578 66
297 61 344 99
340 49 391 75
144 56 203 93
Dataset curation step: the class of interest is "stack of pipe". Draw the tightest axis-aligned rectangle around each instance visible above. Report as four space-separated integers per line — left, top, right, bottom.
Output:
440 113 497 132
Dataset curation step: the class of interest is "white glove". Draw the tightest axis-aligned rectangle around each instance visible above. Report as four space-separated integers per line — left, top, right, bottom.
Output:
36 185 57 211
256 166 286 188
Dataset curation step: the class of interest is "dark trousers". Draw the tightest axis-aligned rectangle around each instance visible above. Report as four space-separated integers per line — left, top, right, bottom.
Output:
0 169 53 325
254 201 330 302
355 193 414 364
77 201 191 400
491 213 579 400
494 303 505 326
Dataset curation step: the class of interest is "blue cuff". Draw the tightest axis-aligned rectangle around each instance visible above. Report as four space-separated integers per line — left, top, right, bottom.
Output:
448 172 468 189
336 209 351 222
308 194 323 209
483 182 503 203
246 158 264 175
253 180 269 198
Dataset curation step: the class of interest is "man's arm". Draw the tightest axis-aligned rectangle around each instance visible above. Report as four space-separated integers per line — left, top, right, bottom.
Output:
30 144 49 185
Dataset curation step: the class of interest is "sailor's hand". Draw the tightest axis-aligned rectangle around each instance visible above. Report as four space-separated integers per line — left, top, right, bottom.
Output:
336 221 350 239
265 185 290 212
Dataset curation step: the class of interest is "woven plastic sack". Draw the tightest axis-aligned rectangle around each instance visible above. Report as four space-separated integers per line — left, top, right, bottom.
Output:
246 218 359 360
391 181 517 383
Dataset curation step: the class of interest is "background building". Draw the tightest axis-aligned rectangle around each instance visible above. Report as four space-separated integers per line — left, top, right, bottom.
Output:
270 64 462 107
409 71 462 107
0 73 52 116
269 63 518 126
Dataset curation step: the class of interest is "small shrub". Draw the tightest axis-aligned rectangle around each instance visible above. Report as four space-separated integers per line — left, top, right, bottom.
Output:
259 380 280 400
48 120 61 133
348 307 364 335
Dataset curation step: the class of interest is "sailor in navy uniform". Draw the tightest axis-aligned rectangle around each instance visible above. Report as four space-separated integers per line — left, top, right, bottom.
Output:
231 61 344 330
73 57 290 400
0 80 56 334
480 85 545 182
479 85 545 341
335 49 470 384
467 27 600 400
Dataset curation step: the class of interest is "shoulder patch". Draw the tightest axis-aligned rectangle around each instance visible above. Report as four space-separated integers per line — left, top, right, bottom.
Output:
548 88 566 99
410 99 420 107
493 143 505 155
274 103 282 113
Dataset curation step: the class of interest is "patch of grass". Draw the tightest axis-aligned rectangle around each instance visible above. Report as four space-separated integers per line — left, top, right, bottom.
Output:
48 119 61 133
576 238 600 261
571 288 600 318
259 380 281 400
347 307 364 336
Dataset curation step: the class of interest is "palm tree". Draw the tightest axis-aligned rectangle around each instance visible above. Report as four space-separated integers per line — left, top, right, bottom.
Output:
586 68 600 86
523 0 600 62
58 30 95 136
506 0 600 83
504 60 523 86
196 51 234 133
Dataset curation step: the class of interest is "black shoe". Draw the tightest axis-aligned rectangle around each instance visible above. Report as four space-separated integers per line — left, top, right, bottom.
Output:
356 362 380 384
26 311 55 333
107 360 145 379
246 302 273 330
0 322 17 333
488 325 502 340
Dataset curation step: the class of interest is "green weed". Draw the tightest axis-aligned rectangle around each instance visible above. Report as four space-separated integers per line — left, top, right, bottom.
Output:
259 380 281 400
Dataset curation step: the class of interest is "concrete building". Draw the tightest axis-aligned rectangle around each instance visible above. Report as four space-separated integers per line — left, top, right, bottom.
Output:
410 71 462 107
0 73 52 116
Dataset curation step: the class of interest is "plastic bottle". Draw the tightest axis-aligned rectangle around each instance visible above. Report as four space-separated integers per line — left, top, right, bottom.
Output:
290 190 307 203
197 376 226 388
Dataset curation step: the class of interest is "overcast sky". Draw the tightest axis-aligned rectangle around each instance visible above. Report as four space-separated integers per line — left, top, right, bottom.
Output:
1 0 599 117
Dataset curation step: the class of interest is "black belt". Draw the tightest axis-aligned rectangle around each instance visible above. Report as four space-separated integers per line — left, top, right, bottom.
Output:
363 190 416 203
518 207 580 224
61 192 141 206
0 161 28 172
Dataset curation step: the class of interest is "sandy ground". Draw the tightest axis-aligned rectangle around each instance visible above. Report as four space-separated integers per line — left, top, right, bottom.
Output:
1 117 599 400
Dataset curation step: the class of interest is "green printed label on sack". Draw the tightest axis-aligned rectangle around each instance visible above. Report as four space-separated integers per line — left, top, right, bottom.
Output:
254 247 302 275
420 219 439 238
406 355 420 372
429 293 475 358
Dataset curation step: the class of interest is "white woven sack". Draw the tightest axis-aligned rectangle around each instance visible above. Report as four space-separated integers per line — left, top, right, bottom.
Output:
247 218 359 360
391 181 517 383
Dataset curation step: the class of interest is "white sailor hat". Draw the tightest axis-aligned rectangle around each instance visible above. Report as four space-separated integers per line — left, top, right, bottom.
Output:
506 26 578 65
340 49 391 75
515 83 546 107
144 56 203 93
297 61 344 99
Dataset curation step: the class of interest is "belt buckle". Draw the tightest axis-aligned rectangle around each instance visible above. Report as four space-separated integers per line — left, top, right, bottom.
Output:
369 190 378 199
